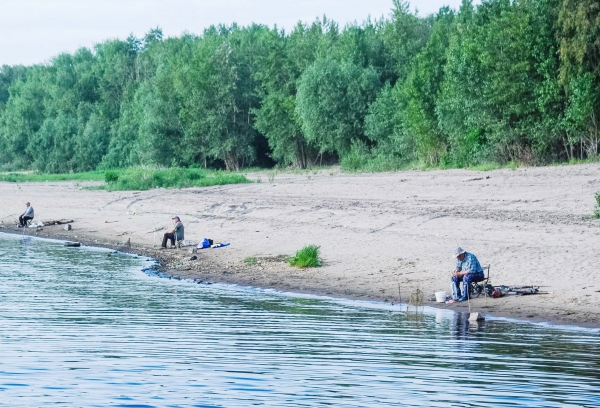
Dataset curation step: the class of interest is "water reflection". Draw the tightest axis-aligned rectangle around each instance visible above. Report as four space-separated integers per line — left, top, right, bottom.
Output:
0 233 599 407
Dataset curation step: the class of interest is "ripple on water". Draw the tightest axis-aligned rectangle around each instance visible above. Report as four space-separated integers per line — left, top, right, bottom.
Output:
0 233 599 407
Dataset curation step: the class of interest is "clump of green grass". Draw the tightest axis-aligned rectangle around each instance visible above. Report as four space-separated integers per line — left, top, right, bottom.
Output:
104 170 119 183
287 245 322 268
244 257 258 266
0 170 105 183
467 161 518 171
103 168 250 191
594 193 600 219
0 167 250 191
341 149 413 173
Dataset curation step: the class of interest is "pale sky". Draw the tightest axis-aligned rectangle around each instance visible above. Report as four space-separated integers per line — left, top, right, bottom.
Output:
1 0 472 66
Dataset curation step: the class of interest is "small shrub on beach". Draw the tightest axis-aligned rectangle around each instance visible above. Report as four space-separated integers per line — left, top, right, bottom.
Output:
594 193 600 219
288 245 322 268
244 257 258 265
104 171 119 183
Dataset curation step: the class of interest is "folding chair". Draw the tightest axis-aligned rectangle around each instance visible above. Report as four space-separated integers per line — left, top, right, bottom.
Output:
174 231 184 250
18 218 33 228
470 264 491 298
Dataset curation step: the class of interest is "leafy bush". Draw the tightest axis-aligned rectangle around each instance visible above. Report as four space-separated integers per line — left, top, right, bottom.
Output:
104 171 119 183
341 143 412 173
103 167 250 191
287 245 322 268
0 173 19 182
594 193 600 219
340 143 369 171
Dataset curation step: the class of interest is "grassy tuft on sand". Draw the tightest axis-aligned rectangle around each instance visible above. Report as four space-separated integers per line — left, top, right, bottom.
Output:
288 245 322 268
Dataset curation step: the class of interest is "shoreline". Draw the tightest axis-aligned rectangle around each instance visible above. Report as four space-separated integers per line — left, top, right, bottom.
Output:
3 223 599 330
2 163 599 328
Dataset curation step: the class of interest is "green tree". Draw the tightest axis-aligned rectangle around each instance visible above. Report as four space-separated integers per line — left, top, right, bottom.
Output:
558 0 600 158
0 65 27 113
175 25 267 170
436 0 489 166
296 58 381 157
28 113 77 173
383 0 431 82
403 7 454 165
93 39 138 123
0 67 46 167
254 27 309 168
73 107 109 171
364 83 415 164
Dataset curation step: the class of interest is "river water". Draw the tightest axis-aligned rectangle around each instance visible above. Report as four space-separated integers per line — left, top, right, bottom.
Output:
0 233 599 407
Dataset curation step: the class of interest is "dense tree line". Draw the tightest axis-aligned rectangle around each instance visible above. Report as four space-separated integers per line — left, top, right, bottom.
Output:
0 0 598 173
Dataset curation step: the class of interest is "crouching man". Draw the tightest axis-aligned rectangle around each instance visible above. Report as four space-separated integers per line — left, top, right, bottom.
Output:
451 247 484 301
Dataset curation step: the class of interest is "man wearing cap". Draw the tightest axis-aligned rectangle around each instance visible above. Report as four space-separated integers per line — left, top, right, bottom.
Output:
161 216 185 248
451 247 484 301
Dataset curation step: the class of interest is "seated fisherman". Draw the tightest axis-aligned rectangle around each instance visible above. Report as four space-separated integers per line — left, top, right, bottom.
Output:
162 215 184 248
451 247 484 301
18 202 34 227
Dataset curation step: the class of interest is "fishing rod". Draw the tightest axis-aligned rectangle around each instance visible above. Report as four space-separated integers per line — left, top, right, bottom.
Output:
147 213 167 248
0 207 19 223
151 217 158 247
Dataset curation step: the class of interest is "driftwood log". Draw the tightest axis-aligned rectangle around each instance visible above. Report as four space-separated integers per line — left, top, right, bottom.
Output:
42 219 74 226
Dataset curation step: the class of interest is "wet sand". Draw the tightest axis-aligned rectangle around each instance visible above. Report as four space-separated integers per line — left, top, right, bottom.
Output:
2 163 600 328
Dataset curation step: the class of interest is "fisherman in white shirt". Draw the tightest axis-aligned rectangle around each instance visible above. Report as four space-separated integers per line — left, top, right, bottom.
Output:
19 202 34 227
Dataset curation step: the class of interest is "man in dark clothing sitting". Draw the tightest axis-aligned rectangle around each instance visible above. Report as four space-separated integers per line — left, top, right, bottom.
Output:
162 215 185 248
19 202 34 227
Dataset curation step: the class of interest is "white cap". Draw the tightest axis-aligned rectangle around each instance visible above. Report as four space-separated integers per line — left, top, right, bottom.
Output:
452 247 466 258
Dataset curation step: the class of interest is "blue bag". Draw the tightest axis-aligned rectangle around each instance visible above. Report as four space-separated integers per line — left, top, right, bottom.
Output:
198 238 212 249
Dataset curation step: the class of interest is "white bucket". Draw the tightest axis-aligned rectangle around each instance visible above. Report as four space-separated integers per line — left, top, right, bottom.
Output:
435 291 447 303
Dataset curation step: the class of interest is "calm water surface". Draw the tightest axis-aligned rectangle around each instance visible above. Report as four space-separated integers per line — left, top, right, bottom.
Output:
0 233 599 407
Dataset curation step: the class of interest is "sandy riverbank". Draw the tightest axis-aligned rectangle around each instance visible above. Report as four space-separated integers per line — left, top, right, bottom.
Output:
2 164 600 327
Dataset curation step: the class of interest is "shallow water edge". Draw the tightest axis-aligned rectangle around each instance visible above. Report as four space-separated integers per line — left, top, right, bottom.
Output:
3 234 599 407
1 227 598 330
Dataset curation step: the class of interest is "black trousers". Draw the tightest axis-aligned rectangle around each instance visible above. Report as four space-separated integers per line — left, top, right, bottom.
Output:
19 216 33 226
162 232 175 248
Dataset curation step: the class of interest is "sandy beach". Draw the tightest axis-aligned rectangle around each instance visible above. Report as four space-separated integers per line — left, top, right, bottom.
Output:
2 164 600 328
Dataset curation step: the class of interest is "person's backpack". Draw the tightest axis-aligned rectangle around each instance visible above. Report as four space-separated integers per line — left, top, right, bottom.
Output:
198 238 214 249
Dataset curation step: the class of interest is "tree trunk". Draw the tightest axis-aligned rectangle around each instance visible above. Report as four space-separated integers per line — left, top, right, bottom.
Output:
225 152 240 171
563 133 572 161
591 111 599 157
295 138 307 169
